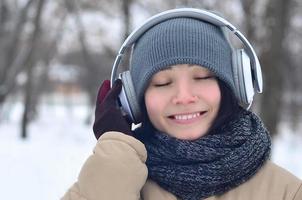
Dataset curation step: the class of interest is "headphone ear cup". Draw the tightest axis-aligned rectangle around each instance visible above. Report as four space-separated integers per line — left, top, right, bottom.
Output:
119 71 142 124
232 48 241 102
234 49 254 106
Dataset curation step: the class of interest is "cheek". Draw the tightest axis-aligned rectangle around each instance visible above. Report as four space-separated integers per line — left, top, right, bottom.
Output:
144 90 163 121
198 82 221 107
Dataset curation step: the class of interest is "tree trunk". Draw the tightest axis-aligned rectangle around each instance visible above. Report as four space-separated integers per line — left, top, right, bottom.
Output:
21 60 34 138
122 0 132 41
120 0 132 71
0 0 35 107
21 0 45 139
64 0 101 124
241 0 257 42
259 0 292 136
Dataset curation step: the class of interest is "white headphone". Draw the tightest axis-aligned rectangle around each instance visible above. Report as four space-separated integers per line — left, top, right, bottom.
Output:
110 8 263 124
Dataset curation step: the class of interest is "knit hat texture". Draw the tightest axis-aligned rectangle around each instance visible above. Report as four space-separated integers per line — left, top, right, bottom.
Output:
130 17 234 104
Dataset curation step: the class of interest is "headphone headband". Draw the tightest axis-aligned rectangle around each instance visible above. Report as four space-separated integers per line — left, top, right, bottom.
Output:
111 8 262 93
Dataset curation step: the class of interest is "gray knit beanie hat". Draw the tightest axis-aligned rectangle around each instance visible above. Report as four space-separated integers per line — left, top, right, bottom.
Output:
130 17 234 104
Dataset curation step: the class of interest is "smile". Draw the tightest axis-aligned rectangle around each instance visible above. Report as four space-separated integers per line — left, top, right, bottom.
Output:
169 111 207 122
174 112 200 120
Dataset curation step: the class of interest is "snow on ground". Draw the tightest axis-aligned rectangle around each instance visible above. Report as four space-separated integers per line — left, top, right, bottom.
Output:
272 121 302 178
0 103 301 200
0 103 95 200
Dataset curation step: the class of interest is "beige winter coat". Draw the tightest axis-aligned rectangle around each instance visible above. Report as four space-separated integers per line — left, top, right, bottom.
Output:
62 131 302 200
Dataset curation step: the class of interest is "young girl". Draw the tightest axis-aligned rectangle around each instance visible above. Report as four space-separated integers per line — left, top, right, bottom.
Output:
62 9 302 200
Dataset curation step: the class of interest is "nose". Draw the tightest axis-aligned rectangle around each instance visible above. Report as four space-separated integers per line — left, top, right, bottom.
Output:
171 82 198 105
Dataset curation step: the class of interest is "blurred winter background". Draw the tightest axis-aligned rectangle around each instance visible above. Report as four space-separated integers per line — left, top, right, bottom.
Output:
0 0 301 199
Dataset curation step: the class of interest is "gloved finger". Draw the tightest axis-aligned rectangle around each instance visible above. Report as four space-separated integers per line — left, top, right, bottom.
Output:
96 80 110 105
103 79 122 105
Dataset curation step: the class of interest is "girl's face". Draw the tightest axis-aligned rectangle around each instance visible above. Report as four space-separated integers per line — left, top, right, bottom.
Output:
144 64 221 140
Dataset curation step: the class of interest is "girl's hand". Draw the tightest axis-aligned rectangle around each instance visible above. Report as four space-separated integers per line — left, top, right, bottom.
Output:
93 79 132 139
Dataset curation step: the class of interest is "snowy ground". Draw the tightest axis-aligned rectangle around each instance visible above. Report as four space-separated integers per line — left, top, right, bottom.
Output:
0 103 301 200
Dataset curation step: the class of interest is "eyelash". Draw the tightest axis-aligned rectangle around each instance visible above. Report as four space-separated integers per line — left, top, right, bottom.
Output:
152 76 215 87
194 76 215 80
154 82 171 87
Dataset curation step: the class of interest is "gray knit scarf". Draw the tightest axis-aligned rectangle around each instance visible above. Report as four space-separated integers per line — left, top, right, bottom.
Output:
135 109 271 200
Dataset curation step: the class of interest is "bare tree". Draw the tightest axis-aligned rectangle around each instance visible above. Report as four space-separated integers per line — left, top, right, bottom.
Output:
259 0 293 136
0 0 35 108
121 0 132 41
241 0 258 42
283 0 302 131
63 0 118 124
21 0 46 138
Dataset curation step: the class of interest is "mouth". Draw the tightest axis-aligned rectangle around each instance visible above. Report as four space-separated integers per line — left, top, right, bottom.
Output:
168 111 207 123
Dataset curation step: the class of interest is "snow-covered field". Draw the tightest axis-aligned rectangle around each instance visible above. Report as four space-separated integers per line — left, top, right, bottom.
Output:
0 103 301 200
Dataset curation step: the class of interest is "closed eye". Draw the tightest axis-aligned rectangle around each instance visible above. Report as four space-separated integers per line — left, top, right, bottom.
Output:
194 76 215 80
153 82 171 87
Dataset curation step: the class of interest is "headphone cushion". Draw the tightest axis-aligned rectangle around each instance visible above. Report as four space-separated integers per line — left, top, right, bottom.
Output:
232 49 241 101
234 49 254 105
120 71 142 123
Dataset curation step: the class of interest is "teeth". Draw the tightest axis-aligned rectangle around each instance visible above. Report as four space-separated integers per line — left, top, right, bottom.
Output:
174 112 200 120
